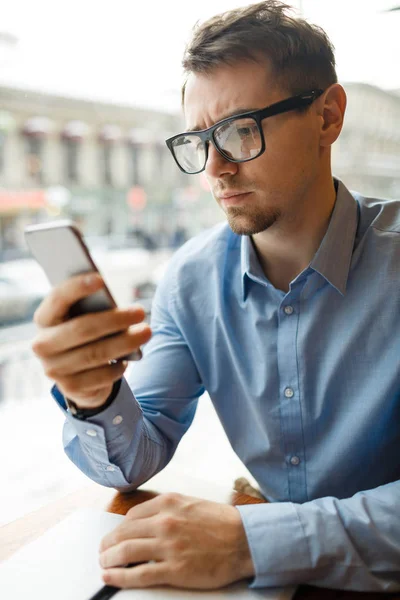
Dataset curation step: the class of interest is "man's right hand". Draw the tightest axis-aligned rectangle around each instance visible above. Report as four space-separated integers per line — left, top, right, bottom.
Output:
32 272 152 410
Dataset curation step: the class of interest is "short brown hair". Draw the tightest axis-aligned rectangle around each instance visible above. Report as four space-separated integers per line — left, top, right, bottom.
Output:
182 1 337 103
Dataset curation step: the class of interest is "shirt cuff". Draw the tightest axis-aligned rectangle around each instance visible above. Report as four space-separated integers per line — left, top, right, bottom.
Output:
236 501 311 588
52 378 144 489
52 378 141 434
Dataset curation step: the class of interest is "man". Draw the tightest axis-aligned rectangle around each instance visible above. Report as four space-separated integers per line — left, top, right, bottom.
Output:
32 0 400 593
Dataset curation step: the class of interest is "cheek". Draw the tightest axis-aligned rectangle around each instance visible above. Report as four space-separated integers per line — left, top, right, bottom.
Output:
264 117 318 165
245 144 314 195
268 132 316 176
253 144 298 179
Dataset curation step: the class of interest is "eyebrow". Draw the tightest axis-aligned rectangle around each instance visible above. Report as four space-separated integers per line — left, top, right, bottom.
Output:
188 107 260 132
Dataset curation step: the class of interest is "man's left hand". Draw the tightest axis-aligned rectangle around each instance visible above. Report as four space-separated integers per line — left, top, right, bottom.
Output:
99 492 255 589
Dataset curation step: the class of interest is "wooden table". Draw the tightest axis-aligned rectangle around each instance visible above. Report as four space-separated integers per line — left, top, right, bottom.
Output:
1 474 398 600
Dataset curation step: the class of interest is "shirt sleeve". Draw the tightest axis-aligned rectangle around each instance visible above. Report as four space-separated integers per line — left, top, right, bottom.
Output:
52 261 205 491
237 479 400 592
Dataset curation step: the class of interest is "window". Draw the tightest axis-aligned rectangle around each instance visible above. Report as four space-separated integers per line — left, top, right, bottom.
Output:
129 143 141 186
63 138 80 184
0 131 6 175
1 0 397 533
62 121 89 185
101 143 113 186
0 111 16 177
22 116 53 185
25 135 44 184
99 125 121 187
153 142 165 180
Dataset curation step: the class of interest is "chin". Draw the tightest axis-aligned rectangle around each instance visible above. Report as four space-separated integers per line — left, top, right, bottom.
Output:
226 208 279 236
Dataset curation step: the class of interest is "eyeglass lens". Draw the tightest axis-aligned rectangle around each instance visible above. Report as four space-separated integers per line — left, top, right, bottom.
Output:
171 134 206 174
172 116 262 173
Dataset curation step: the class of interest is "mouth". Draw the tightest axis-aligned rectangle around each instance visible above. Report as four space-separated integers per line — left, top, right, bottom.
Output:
219 191 253 207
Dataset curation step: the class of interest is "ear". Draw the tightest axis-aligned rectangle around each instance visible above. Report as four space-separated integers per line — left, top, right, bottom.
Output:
318 84 347 147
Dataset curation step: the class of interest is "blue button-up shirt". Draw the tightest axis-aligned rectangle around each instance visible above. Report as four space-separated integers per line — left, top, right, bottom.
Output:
53 180 400 592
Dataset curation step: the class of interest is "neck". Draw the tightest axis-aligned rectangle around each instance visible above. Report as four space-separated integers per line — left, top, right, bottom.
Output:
252 176 337 293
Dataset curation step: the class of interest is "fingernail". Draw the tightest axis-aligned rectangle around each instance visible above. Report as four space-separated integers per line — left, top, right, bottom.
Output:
102 571 111 583
84 273 101 287
128 305 142 314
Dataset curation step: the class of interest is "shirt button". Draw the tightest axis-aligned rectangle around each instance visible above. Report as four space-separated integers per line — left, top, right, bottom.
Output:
284 387 294 398
106 466 115 472
112 415 123 425
290 456 300 466
86 429 97 437
284 305 294 315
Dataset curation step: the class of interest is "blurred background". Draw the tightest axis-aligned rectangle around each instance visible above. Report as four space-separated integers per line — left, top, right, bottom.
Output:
0 0 399 526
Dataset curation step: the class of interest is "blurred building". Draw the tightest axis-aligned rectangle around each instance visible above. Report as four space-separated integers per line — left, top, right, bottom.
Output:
0 82 399 259
0 85 215 259
333 83 400 199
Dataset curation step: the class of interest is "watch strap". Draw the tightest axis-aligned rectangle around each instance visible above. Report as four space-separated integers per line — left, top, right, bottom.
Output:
66 379 122 420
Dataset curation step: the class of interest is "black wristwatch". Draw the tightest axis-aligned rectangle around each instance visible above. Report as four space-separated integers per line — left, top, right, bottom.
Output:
66 379 122 420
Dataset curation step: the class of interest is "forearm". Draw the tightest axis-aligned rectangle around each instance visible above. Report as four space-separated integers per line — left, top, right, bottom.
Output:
237 480 400 592
52 271 203 490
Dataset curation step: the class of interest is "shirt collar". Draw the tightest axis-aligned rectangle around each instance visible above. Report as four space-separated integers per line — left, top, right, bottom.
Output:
310 180 359 295
241 229 266 295
240 179 359 300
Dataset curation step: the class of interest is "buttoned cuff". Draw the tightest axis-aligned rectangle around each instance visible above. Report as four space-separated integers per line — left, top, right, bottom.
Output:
236 501 311 588
52 378 144 489
52 377 141 432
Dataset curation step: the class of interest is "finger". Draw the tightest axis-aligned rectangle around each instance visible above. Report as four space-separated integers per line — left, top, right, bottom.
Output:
56 360 128 400
102 562 168 589
32 305 146 357
100 539 160 569
34 273 105 328
100 516 156 553
41 323 151 377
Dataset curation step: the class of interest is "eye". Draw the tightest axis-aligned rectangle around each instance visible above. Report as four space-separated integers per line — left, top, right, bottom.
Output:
237 127 252 138
195 140 204 152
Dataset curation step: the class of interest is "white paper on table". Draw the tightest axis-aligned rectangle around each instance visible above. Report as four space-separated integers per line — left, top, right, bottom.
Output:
0 508 296 600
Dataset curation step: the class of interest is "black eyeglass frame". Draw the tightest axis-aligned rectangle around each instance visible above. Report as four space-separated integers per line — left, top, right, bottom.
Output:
165 89 324 174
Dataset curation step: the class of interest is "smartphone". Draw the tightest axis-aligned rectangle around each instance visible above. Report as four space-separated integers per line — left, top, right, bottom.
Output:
24 220 141 360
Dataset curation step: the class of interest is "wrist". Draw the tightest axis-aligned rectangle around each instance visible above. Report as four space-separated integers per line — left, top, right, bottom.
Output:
66 379 122 420
239 548 255 580
233 508 255 580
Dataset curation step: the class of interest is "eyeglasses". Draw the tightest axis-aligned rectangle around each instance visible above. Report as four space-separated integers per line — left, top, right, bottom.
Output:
165 89 323 175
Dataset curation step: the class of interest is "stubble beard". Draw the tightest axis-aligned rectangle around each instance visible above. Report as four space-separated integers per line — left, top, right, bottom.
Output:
225 205 282 236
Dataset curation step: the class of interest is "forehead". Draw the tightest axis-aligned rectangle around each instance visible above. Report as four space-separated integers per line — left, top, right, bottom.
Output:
183 60 281 130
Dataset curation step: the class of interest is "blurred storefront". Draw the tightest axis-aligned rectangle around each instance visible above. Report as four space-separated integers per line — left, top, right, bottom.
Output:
0 85 219 260
1 81 400 261
0 189 48 259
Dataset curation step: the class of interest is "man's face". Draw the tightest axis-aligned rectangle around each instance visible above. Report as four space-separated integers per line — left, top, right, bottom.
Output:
184 60 323 236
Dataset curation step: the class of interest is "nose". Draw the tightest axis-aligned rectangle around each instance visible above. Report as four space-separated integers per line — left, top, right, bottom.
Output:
204 142 239 179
